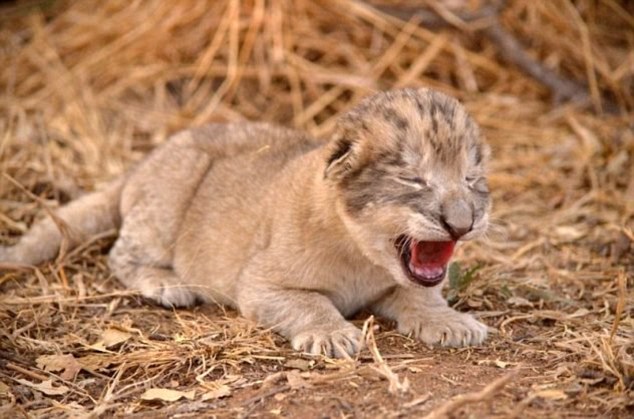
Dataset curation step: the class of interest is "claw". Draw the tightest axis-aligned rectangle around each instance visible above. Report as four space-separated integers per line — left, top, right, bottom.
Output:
398 308 488 348
291 325 363 358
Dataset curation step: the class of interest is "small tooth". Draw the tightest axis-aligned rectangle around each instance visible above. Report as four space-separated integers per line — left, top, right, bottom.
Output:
413 265 443 279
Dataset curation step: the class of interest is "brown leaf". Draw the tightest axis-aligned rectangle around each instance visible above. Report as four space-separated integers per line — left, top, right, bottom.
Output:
0 381 10 395
494 360 512 369
286 370 310 390
201 384 232 401
477 359 516 369
36 354 82 381
16 379 69 396
76 354 113 371
140 388 196 402
553 226 586 242
261 371 286 390
567 308 590 319
507 296 534 308
283 358 313 371
534 389 568 400
90 329 132 352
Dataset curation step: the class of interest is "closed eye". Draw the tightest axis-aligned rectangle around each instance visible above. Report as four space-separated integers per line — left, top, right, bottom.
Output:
466 176 489 193
395 176 427 189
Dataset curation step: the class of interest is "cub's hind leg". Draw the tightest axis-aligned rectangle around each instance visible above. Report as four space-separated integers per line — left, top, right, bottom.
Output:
107 130 213 307
108 208 199 307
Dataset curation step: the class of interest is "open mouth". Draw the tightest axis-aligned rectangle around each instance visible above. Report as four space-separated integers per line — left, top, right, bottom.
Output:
394 235 456 287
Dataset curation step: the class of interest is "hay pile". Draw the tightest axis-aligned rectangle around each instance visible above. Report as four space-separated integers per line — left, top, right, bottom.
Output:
0 0 632 417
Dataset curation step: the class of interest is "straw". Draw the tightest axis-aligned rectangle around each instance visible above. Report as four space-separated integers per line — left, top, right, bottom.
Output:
0 0 632 416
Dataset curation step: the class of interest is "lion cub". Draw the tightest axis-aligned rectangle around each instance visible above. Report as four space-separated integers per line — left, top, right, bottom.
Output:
1 88 491 357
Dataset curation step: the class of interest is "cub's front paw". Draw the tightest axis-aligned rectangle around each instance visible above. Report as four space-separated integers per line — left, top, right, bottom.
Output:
291 324 363 358
135 277 198 308
398 307 487 347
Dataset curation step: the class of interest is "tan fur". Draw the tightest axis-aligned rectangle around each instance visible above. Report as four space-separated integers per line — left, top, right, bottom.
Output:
1 88 491 357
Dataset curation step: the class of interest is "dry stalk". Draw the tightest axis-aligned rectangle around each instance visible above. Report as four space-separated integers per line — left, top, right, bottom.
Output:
363 316 410 395
372 1 618 110
609 269 627 343
0 0 631 416
422 370 519 419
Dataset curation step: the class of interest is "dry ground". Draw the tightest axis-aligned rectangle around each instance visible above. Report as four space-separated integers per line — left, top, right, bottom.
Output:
0 0 632 417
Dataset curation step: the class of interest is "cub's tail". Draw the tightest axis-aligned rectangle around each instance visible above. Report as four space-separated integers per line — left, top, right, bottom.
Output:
0 178 124 266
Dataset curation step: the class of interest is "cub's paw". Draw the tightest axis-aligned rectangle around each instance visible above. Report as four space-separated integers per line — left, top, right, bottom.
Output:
398 307 487 347
291 324 363 358
136 278 199 308
153 286 199 308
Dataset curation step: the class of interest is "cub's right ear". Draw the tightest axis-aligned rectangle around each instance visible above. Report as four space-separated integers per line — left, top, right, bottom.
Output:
324 135 359 180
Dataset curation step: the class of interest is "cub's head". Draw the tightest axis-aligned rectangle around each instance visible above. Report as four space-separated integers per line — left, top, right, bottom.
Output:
324 88 491 288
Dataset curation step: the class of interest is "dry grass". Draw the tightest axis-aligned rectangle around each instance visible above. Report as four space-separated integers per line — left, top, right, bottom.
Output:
0 0 632 417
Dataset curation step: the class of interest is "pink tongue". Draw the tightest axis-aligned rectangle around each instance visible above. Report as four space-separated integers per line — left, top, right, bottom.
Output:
409 241 455 277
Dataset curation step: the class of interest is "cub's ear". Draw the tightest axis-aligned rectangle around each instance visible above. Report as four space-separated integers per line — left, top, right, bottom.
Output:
324 134 360 180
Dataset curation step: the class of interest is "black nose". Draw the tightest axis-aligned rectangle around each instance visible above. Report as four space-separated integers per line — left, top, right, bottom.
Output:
441 217 472 239
441 199 473 239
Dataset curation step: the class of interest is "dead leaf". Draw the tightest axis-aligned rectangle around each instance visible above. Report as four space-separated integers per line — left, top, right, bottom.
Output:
507 296 534 308
37 354 82 380
466 299 483 308
283 358 313 371
16 379 69 396
553 226 586 242
77 354 113 371
273 393 287 401
140 388 195 402
477 359 515 369
101 328 132 346
286 370 310 390
0 381 10 395
567 308 590 319
494 360 512 369
90 329 132 352
201 384 232 401
261 371 286 390
534 389 568 400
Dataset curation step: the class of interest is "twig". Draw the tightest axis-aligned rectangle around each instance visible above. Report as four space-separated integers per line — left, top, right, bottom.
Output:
5 362 49 382
5 361 97 402
0 290 139 305
375 2 500 31
481 19 588 104
422 370 518 419
609 269 627 342
240 384 290 407
372 1 611 110
363 316 410 395
403 392 432 409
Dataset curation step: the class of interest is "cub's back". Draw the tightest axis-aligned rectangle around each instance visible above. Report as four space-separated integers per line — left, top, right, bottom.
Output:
170 122 324 303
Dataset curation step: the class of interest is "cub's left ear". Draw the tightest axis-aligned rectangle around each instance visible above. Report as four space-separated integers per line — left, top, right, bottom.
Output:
324 134 361 180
